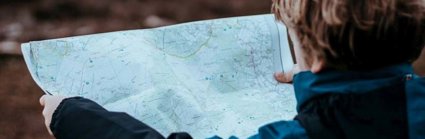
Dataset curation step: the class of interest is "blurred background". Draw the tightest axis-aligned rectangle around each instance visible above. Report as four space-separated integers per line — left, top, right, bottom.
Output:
0 0 271 138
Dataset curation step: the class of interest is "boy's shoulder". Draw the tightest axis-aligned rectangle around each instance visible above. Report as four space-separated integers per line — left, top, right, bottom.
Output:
292 64 423 139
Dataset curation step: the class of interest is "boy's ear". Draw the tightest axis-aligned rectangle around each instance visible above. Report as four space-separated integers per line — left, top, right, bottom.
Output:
311 58 325 73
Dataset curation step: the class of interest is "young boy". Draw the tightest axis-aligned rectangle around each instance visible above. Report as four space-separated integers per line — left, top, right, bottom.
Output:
39 0 425 138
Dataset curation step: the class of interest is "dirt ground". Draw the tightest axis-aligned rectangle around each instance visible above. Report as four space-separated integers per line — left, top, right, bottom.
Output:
0 55 47 139
0 0 271 138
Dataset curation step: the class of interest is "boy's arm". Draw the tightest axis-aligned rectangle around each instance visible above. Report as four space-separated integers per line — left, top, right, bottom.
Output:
45 96 192 139
41 96 308 139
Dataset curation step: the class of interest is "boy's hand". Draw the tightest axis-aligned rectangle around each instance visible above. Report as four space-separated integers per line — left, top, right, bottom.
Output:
39 95 68 135
274 64 300 83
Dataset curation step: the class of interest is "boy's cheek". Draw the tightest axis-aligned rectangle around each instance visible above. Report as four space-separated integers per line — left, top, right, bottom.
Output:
288 29 310 71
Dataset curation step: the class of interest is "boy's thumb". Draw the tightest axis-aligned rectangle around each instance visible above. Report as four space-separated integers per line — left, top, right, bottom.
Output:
39 95 48 106
274 72 292 83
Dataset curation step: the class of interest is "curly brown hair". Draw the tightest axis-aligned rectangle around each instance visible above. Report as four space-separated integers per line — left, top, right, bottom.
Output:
272 0 425 70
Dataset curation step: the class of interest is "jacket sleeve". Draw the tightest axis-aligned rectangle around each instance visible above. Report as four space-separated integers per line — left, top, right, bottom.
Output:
50 97 192 139
248 120 309 139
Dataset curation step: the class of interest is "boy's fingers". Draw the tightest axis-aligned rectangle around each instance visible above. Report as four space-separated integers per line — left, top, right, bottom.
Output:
39 95 47 106
274 72 292 83
274 64 302 83
44 119 53 135
274 72 284 81
39 95 67 136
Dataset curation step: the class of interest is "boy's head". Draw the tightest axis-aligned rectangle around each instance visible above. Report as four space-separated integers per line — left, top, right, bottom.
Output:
272 0 425 71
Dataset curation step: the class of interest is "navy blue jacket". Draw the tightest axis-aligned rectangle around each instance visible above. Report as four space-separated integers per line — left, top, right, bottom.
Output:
50 64 425 139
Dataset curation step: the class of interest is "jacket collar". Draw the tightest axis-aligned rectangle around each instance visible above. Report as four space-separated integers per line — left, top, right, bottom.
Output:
293 63 415 111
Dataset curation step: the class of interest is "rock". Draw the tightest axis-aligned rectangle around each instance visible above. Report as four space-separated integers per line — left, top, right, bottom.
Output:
143 15 176 28
0 41 21 55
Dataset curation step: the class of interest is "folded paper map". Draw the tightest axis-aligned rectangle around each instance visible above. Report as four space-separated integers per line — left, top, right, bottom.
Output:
22 14 296 138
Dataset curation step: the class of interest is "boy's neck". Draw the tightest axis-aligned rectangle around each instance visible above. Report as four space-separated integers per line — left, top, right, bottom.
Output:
413 49 425 76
